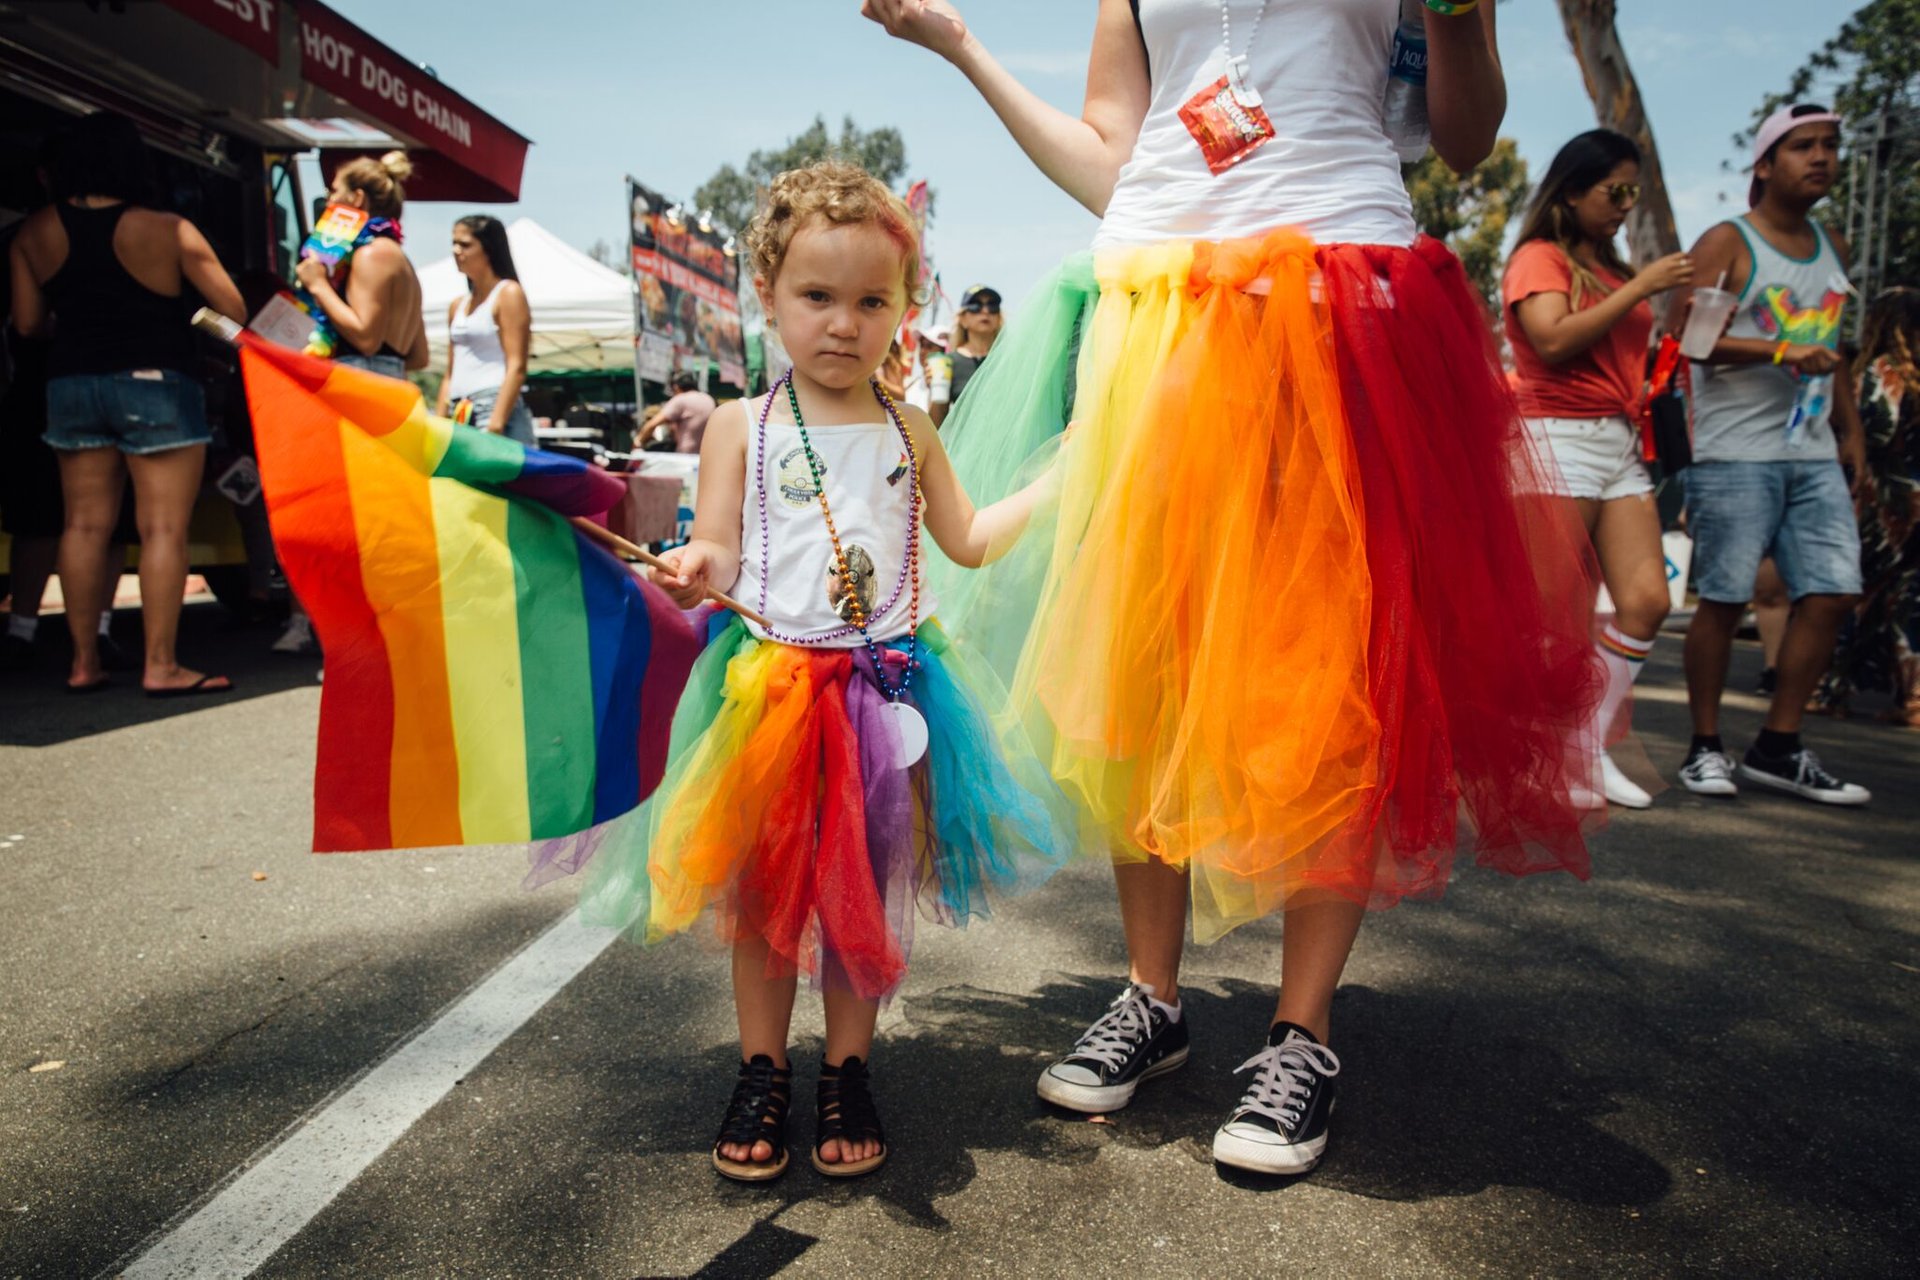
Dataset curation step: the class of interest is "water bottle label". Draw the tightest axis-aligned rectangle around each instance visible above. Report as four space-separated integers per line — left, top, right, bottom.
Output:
1390 35 1428 84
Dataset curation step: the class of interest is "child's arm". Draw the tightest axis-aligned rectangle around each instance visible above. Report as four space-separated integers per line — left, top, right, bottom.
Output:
909 405 1056 570
654 398 748 607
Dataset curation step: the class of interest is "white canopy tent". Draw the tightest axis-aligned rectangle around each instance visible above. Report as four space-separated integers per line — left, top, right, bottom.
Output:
417 217 634 377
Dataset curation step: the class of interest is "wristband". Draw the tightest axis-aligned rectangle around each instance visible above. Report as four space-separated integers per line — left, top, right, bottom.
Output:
1423 0 1480 14
1772 341 1790 366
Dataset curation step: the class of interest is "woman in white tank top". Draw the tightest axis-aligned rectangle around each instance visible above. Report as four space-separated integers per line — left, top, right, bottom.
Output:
439 215 535 445
868 0 1603 1176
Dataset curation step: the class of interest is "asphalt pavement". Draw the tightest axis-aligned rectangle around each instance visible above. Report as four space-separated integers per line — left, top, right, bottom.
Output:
1 602 1915 1278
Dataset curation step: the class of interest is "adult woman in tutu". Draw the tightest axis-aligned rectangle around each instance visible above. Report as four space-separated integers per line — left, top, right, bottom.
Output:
866 0 1599 1175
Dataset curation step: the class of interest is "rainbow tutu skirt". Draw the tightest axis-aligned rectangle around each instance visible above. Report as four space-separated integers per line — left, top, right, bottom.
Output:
531 617 1076 999
933 230 1603 941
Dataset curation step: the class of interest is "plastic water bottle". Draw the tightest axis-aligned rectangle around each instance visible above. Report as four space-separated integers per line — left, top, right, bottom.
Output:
1383 0 1430 164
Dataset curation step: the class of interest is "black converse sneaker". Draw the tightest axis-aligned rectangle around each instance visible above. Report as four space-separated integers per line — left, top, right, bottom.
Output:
1738 744 1871 806
1678 743 1739 796
1036 982 1189 1113
1211 1022 1340 1175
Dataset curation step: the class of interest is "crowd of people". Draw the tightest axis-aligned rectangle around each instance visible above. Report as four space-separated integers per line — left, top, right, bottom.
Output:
1 0 1910 1192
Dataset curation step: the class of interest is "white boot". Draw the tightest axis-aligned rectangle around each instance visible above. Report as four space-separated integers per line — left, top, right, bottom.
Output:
1600 751 1653 809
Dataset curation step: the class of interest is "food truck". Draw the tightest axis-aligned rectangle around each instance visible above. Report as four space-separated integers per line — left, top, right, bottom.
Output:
0 0 528 608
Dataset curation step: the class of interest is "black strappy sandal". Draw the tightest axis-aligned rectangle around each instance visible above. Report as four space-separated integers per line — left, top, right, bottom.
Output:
812 1056 888 1177
711 1054 792 1182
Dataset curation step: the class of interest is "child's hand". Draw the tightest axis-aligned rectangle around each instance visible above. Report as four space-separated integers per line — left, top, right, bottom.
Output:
655 544 713 609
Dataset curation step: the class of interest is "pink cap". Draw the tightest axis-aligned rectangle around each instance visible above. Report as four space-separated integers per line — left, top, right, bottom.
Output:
1748 105 1842 205
1752 104 1843 168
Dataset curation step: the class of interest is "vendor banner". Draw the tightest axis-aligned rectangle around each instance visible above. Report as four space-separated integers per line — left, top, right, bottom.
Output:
628 178 745 388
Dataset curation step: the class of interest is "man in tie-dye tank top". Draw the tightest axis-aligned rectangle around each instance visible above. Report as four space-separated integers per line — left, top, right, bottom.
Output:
1676 104 1869 807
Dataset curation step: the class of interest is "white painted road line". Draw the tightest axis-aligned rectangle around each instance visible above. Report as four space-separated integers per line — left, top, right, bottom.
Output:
115 910 617 1280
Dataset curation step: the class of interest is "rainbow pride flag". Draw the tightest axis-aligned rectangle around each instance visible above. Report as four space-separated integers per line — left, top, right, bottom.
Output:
236 334 697 852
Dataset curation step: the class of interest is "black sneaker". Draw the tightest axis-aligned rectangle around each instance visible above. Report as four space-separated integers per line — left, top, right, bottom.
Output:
1738 745 1870 806
1211 1022 1340 1175
1036 982 1189 1113
1756 666 1778 696
1678 742 1739 797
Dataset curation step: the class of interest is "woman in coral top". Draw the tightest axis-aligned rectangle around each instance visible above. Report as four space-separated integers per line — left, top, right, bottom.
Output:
1504 129 1693 810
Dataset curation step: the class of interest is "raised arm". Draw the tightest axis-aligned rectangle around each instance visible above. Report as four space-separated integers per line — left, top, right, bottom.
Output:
1424 2 1504 175
296 237 401 358
863 0 1149 216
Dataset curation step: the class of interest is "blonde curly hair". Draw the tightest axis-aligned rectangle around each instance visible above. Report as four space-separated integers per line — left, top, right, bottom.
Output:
745 160 922 303
332 150 413 220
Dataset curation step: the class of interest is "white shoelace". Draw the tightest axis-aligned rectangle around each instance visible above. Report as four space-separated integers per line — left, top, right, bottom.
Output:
1686 751 1735 782
1068 985 1158 1072
1790 748 1843 789
1230 1036 1341 1131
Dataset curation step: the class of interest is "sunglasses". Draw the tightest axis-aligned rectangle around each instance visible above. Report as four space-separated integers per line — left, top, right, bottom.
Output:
1604 182 1641 208
962 300 1000 314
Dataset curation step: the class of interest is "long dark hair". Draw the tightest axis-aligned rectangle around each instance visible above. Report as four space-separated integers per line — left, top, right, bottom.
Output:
1513 129 1642 307
49 112 159 206
1856 286 1920 386
455 214 518 290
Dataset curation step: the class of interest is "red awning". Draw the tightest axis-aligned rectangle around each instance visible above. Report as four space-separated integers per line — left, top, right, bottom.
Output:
290 4 529 202
151 0 530 202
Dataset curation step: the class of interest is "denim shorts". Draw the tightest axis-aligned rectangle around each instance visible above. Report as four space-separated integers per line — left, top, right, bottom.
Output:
460 386 536 446
334 352 407 379
1684 459 1863 603
45 370 210 454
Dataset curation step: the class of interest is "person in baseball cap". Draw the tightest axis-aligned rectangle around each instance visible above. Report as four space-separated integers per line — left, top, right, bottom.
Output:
1748 102 1843 208
934 284 1003 425
1673 99 1868 808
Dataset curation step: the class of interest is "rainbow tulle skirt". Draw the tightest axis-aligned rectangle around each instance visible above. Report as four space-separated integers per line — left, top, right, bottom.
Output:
932 231 1603 941
530 617 1076 999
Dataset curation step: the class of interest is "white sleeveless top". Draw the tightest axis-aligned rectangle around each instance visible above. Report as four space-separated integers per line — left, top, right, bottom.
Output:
735 398 933 646
1096 0 1417 251
446 282 510 399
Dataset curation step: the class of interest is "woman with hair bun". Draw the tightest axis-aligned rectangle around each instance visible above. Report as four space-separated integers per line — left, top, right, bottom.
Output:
293 150 427 379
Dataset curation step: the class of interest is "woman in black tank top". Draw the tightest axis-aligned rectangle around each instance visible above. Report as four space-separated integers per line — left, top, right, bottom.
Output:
9 111 246 696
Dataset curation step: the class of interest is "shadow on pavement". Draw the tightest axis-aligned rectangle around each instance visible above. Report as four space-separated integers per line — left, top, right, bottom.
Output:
0 601 317 747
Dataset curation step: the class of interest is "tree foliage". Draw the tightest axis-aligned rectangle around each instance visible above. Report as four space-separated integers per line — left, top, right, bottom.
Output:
692 115 916 236
1742 0 1920 289
1405 137 1530 310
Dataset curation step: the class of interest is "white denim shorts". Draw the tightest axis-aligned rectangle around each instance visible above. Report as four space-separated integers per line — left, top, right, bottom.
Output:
1523 415 1654 501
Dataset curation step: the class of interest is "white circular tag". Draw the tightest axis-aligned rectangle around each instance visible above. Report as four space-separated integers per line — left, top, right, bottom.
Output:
883 700 929 768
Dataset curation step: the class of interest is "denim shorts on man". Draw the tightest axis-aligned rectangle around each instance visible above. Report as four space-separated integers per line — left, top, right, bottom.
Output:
1684 459 1863 603
45 369 210 454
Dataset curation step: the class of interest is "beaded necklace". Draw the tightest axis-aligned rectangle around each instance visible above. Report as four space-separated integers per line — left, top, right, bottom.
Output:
754 369 922 711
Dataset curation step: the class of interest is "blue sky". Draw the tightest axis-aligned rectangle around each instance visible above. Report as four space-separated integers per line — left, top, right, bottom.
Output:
322 1 1852 308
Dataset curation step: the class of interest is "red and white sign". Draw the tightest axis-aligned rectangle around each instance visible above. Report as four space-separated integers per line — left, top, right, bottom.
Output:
631 249 741 314
298 4 527 201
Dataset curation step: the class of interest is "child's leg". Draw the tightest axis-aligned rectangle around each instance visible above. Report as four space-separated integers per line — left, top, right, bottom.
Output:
818 984 881 1165
722 935 797 1166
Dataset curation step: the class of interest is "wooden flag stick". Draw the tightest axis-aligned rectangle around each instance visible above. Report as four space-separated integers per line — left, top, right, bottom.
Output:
570 517 770 630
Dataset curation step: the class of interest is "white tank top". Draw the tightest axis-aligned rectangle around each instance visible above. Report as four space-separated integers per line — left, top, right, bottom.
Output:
446 282 510 399
735 397 934 646
1096 0 1418 251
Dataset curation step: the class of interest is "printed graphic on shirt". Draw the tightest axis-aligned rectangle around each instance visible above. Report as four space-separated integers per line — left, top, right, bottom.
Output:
826 544 878 624
777 447 824 508
1751 283 1846 349
886 452 909 486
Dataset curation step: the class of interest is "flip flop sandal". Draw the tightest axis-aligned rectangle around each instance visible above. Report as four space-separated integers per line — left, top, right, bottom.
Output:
711 1055 792 1183
144 674 234 699
812 1055 887 1177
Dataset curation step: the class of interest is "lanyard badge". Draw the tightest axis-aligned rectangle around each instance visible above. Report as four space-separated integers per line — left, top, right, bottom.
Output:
1182 2 1276 175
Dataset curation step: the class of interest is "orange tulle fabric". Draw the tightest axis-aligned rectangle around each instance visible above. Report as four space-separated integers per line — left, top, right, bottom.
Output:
948 231 1601 940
